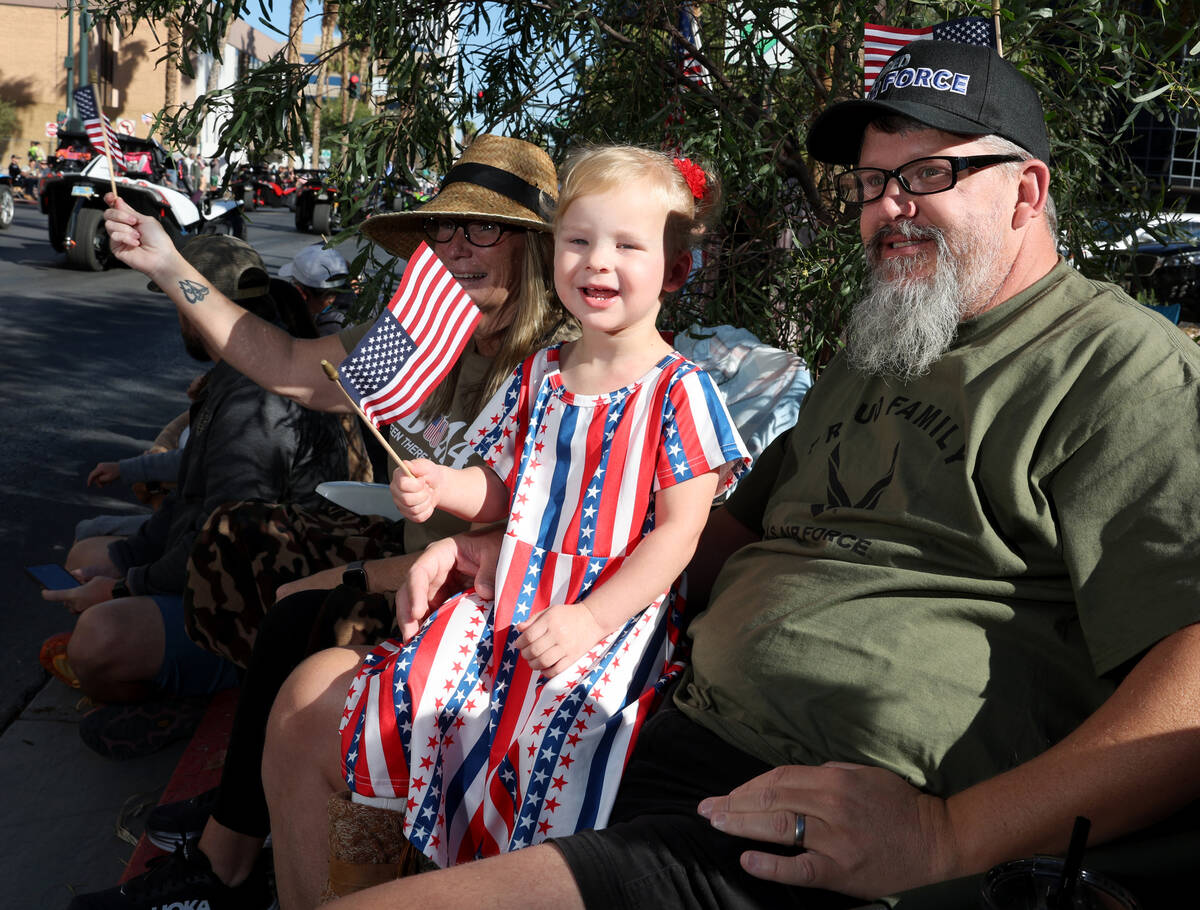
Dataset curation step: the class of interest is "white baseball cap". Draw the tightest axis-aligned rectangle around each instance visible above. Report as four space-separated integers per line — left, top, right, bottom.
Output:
280 244 350 290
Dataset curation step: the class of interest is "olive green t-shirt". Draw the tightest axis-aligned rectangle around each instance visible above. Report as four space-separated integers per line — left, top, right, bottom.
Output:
339 324 489 552
678 261 1200 797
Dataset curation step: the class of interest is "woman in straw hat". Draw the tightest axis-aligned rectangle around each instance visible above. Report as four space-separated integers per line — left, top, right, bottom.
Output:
105 133 565 476
80 137 571 910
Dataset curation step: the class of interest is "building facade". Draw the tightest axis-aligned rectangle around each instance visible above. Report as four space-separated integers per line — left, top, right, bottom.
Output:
0 0 283 161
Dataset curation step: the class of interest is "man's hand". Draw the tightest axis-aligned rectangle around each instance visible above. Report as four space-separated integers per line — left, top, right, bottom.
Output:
87 461 121 487
697 762 958 899
41 572 121 615
398 527 501 641
103 193 180 278
390 459 444 523
514 603 605 678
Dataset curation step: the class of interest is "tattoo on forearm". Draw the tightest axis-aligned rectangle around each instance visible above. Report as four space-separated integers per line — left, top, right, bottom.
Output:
179 280 210 305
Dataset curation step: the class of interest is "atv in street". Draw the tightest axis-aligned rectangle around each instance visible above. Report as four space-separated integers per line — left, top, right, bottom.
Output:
232 164 295 209
0 176 13 230
293 171 343 235
294 173 421 236
40 135 245 271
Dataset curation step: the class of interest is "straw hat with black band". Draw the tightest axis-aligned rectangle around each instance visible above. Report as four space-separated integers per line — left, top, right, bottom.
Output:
360 134 557 259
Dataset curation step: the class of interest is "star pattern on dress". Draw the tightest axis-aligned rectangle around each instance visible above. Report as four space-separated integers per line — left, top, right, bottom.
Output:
339 347 745 867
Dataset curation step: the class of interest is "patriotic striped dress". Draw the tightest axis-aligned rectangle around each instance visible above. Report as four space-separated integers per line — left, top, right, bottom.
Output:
339 343 749 867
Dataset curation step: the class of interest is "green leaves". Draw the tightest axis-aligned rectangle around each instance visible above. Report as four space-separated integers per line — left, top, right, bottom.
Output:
0 98 18 139
93 0 1200 369
1131 85 1171 103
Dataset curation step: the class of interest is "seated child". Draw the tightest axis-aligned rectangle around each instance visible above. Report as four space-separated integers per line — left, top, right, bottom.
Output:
339 144 750 867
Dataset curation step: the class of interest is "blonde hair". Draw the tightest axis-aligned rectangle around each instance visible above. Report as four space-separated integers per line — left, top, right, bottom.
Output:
554 145 721 259
482 231 565 397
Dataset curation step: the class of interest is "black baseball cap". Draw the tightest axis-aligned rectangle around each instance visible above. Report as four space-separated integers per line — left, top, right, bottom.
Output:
807 40 1050 166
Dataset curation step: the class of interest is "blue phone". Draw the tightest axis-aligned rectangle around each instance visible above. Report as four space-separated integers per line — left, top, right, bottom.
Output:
26 564 81 590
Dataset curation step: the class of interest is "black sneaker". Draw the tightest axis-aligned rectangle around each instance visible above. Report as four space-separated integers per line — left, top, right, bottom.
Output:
79 696 209 760
66 842 274 909
145 787 219 851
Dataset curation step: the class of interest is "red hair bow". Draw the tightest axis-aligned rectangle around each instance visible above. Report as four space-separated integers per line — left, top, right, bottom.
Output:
673 157 707 201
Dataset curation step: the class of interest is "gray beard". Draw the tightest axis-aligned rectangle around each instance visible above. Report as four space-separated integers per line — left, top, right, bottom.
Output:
845 220 993 381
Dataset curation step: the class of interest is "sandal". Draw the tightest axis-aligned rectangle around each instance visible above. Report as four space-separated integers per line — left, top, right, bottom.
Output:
79 696 209 760
39 632 81 689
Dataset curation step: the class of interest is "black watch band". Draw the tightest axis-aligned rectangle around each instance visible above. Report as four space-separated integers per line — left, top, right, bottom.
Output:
342 560 368 592
111 578 131 599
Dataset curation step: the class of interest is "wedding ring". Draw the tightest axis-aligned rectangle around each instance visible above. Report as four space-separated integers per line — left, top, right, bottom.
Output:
794 813 806 848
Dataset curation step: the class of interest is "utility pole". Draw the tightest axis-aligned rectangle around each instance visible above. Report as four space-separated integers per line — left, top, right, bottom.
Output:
79 0 90 91
65 0 75 116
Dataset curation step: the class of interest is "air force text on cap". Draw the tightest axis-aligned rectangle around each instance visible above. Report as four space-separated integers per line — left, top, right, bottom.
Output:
869 54 971 100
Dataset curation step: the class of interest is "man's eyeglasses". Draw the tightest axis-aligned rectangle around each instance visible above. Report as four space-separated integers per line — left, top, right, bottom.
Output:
421 218 518 248
835 155 1025 205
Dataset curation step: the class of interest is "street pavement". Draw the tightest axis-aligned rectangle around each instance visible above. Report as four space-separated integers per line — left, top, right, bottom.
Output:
0 198 363 906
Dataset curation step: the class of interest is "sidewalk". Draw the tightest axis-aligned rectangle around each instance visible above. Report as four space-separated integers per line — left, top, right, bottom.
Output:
0 676 185 907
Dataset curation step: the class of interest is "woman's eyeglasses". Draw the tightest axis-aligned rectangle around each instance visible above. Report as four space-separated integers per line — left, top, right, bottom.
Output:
421 218 518 248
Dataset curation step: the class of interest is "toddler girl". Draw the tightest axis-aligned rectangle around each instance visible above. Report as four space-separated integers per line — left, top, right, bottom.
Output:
339 145 749 867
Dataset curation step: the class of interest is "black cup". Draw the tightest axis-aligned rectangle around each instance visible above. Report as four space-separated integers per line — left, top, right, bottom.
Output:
980 856 1140 910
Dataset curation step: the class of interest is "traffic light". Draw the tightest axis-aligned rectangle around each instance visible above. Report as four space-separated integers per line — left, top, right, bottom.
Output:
348 74 360 99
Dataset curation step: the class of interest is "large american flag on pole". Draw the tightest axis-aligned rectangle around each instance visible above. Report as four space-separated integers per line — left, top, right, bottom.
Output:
338 242 480 427
863 17 997 92
664 2 707 151
677 3 707 90
72 84 126 168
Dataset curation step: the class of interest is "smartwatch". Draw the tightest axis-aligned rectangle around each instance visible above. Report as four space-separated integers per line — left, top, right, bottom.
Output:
111 578 131 599
342 560 369 592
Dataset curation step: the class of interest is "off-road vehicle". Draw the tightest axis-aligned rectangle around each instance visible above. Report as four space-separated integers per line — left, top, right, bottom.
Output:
40 135 245 270
0 175 13 230
293 171 342 235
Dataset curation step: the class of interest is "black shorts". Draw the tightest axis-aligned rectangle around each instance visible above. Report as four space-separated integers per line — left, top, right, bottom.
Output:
550 708 858 910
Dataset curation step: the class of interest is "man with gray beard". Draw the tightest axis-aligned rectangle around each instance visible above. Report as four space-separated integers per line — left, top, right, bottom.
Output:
264 41 1200 909
848 211 992 379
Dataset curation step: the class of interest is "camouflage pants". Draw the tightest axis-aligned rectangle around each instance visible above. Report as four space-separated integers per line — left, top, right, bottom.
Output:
184 500 407 668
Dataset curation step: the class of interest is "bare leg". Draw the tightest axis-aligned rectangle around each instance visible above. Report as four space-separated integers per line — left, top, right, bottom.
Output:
321 843 584 910
65 535 123 574
197 817 265 887
69 596 164 702
264 645 369 910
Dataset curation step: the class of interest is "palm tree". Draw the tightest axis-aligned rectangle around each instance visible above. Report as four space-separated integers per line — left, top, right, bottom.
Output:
285 0 307 163
164 14 182 114
310 1 338 167
339 43 350 124
206 7 234 94
286 0 306 65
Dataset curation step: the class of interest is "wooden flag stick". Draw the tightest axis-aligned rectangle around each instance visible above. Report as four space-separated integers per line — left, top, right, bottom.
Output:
993 0 1004 57
321 359 415 478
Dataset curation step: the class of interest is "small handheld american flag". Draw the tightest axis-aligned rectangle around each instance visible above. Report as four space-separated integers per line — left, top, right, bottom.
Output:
73 84 126 169
338 242 481 427
863 17 997 92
